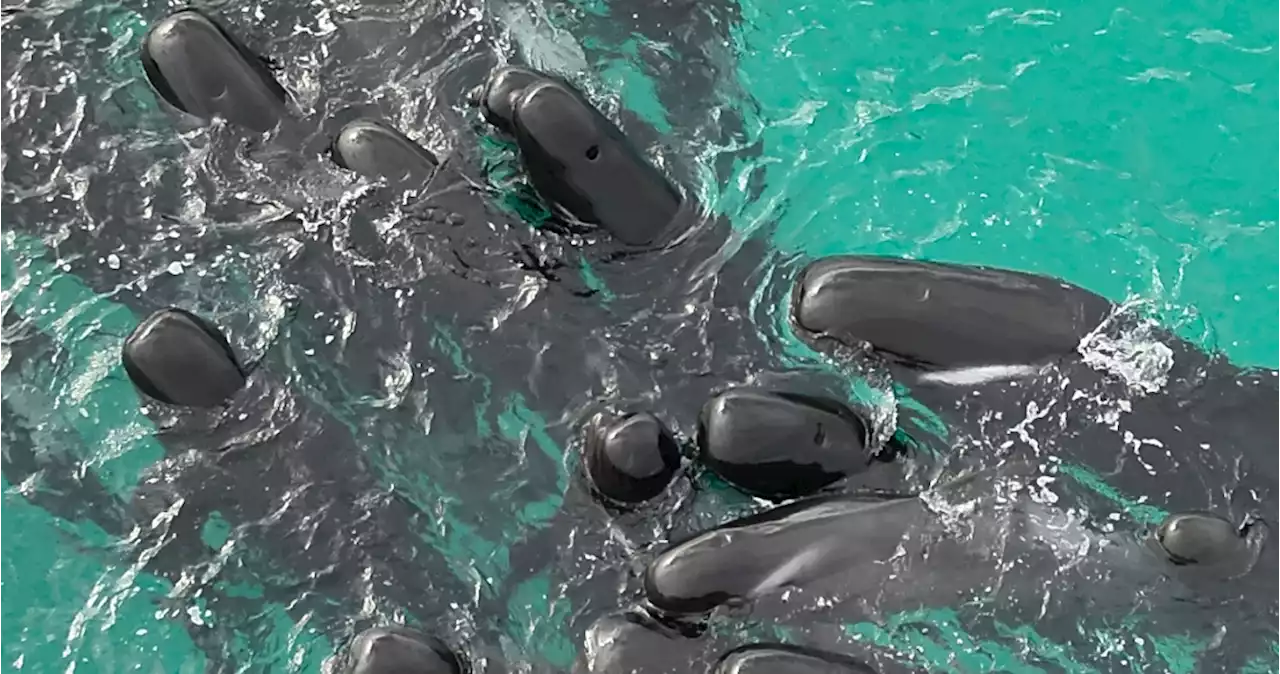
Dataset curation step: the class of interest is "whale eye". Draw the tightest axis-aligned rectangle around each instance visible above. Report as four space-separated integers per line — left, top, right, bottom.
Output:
586 145 599 160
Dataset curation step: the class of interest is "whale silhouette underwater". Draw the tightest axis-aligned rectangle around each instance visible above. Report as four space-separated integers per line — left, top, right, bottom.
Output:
4 3 1276 673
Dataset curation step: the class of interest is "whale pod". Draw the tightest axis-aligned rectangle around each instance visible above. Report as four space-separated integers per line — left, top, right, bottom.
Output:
140 8 289 133
121 308 246 408
343 626 466 674
583 412 682 505
698 389 877 500
791 256 1114 372
714 644 879 674
333 119 440 189
510 79 682 246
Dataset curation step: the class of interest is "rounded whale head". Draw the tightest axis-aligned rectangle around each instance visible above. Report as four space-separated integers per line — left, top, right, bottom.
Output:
574 610 695 674
714 644 880 674
510 79 682 246
344 626 465 674
140 9 289 133
583 411 682 505
697 388 877 500
332 119 440 189
1152 512 1254 570
480 66 549 136
121 308 246 408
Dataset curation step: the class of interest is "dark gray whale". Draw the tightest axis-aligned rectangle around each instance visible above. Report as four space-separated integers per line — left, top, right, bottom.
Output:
338 626 468 674
140 9 291 134
640 462 1272 669
790 255 1279 520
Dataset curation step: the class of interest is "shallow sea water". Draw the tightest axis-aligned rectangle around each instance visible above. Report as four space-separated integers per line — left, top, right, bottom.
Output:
1 0 1277 672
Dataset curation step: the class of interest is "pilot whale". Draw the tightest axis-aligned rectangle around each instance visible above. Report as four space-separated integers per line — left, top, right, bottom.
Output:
790 256 1279 520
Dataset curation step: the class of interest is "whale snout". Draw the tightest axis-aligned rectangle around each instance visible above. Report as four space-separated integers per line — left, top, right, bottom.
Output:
332 119 440 190
345 626 465 674
509 78 682 246
141 9 289 133
121 308 246 408
480 66 550 135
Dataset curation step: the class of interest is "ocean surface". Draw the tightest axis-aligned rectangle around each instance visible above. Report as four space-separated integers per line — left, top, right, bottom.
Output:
1 0 1276 671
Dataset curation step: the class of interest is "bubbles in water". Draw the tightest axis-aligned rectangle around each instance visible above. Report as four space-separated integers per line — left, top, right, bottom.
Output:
1078 300 1174 395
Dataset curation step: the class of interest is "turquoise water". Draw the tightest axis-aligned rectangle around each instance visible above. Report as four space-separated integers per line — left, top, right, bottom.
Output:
2 0 1277 672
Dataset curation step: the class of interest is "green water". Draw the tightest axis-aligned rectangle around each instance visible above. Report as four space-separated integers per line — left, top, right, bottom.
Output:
2 0 1277 671
720 0 1278 369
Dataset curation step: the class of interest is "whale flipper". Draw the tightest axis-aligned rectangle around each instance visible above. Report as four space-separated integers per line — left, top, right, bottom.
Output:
140 9 289 133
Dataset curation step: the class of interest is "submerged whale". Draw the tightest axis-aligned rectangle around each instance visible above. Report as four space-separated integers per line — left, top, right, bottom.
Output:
780 256 1278 666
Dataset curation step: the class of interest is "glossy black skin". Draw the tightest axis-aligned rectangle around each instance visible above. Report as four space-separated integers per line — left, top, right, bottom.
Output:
134 13 783 667
140 8 290 134
792 256 1114 373
714 644 880 674
333 119 441 190
121 308 247 408
571 612 920 674
343 626 467 674
122 10 1280 674
510 79 685 246
583 411 682 505
560 0 764 200
462 64 786 433
697 388 893 500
